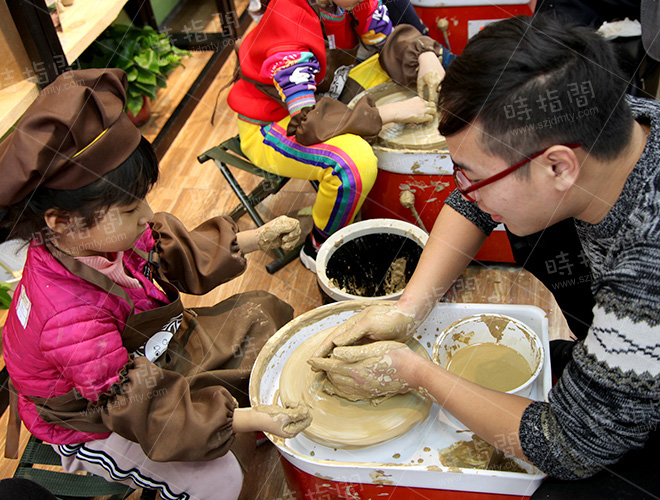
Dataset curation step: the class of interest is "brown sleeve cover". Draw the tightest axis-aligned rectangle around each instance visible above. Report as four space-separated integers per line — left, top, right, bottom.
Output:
286 95 382 145
379 24 443 87
99 357 237 462
151 212 247 295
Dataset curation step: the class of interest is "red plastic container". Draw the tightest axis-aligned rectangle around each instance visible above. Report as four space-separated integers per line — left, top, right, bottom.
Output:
361 151 514 263
411 0 534 55
281 456 531 499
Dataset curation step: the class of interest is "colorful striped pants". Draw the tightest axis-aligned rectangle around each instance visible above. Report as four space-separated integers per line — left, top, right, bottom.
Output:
237 56 389 241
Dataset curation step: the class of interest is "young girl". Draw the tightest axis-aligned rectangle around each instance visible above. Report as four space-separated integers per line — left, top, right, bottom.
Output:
227 0 445 272
0 69 310 500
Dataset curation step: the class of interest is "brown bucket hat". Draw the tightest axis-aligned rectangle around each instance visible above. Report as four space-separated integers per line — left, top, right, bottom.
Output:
0 68 142 209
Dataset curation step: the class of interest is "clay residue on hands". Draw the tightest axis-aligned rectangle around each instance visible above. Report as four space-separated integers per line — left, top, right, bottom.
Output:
258 216 302 252
315 304 416 361
279 329 431 448
316 341 410 404
438 435 526 473
254 403 312 437
417 70 441 103
368 84 445 151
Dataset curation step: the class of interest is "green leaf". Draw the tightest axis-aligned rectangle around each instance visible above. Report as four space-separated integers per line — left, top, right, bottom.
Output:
135 67 157 86
125 66 139 82
73 23 187 105
155 74 167 88
133 82 158 100
0 282 12 309
126 92 145 116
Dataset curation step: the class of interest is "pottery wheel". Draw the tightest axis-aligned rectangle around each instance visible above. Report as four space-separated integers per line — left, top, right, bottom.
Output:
278 328 432 448
349 81 446 151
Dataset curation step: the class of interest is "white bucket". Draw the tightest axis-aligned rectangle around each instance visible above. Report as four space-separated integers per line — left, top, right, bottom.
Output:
316 219 428 302
433 313 544 397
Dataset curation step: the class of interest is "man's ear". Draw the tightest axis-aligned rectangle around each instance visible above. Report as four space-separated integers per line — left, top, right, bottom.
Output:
544 145 581 192
44 209 72 234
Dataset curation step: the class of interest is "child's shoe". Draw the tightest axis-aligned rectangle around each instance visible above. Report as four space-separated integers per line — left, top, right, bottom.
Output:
299 235 318 273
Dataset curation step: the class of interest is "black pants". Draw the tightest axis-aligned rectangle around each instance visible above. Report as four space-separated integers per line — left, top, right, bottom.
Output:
507 220 659 499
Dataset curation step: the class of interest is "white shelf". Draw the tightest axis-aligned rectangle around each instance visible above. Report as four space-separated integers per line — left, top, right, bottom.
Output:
57 0 129 64
0 79 39 138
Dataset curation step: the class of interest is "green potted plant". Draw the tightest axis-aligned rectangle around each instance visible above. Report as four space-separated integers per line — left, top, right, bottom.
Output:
0 281 11 310
78 24 190 125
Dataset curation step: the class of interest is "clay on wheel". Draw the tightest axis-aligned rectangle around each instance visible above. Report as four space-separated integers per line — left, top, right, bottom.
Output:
278 328 432 448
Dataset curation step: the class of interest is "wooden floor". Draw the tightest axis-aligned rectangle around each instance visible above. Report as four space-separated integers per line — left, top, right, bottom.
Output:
0 0 572 497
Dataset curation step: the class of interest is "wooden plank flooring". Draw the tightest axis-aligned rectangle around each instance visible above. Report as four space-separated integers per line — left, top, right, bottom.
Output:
0 0 571 497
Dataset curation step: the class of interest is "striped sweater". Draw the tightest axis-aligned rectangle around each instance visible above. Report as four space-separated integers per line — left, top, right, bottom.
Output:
445 95 660 479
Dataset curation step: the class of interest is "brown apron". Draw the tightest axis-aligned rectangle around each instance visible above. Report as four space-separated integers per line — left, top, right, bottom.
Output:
6 242 293 466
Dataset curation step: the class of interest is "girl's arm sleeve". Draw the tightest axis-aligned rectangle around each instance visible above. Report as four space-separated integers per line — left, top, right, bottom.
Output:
261 51 320 116
352 0 393 47
263 49 383 144
150 212 247 295
99 356 238 462
286 95 382 145
379 24 443 87
42 309 240 462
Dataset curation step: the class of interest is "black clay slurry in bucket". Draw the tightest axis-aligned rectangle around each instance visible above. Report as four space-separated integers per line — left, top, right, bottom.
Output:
325 233 423 297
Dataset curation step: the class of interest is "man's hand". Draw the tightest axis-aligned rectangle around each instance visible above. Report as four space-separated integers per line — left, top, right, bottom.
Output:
417 51 445 104
311 303 418 360
258 216 302 252
308 341 411 405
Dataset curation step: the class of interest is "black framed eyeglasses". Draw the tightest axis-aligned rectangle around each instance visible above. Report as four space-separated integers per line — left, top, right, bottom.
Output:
453 143 582 202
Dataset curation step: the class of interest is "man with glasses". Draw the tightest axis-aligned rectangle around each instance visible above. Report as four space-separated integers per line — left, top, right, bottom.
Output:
309 14 659 495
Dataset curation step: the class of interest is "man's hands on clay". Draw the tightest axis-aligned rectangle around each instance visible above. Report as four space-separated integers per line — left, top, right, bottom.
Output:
377 96 436 125
236 215 301 253
311 303 419 360
234 403 312 438
308 341 411 405
417 51 445 104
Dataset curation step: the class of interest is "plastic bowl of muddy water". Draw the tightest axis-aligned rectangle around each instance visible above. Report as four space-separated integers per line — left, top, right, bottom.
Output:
432 314 544 397
316 219 428 302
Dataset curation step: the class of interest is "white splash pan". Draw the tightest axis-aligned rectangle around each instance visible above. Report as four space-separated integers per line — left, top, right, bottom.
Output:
249 300 551 496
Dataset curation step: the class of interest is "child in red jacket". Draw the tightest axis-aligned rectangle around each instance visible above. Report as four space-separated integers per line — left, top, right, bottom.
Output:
228 0 444 272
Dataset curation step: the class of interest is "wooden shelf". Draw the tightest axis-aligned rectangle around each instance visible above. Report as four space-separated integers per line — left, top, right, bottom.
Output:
0 79 39 138
57 0 129 64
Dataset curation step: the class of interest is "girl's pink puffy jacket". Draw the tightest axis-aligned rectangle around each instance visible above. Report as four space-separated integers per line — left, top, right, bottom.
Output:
2 231 169 444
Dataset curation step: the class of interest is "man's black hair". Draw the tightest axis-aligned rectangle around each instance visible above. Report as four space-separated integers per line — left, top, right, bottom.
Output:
438 14 634 164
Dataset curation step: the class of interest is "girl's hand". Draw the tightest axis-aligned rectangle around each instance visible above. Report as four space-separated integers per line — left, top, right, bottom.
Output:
252 403 312 438
308 341 411 404
377 97 436 125
311 303 418 360
258 216 302 252
236 216 301 254
417 51 445 104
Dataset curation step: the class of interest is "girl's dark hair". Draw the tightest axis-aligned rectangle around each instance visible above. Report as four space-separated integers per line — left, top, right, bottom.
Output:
0 136 159 242
438 14 634 164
